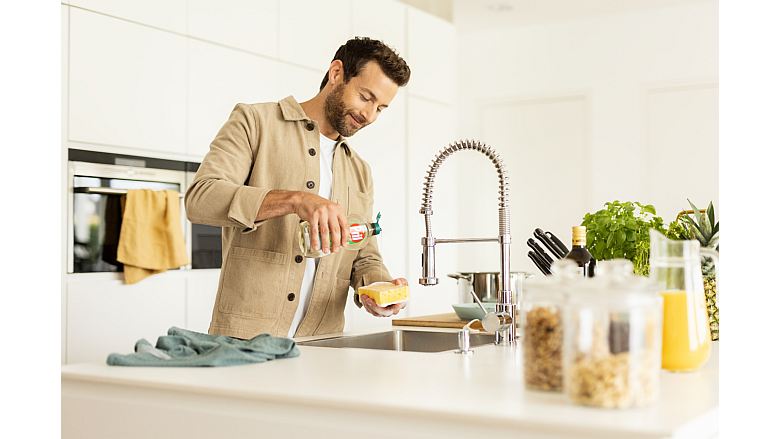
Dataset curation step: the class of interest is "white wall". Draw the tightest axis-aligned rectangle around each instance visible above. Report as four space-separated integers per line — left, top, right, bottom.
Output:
455 1 718 273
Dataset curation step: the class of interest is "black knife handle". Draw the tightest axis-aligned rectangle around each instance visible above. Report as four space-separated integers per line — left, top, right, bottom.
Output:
534 228 565 259
528 251 552 275
527 238 554 264
547 231 570 256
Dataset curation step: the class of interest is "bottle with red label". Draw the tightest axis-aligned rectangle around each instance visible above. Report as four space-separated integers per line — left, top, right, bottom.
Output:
298 212 382 258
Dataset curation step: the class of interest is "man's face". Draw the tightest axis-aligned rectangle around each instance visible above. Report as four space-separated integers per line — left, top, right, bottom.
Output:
324 61 399 138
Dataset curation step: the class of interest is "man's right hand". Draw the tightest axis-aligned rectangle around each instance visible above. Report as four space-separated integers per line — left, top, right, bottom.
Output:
294 192 349 254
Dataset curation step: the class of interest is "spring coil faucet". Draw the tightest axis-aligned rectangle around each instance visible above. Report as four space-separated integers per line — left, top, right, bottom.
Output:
418 139 516 344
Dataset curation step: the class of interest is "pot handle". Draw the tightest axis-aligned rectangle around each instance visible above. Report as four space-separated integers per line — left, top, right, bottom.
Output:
447 273 471 281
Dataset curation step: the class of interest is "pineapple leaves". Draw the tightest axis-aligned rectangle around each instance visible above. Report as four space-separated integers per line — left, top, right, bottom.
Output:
688 199 712 239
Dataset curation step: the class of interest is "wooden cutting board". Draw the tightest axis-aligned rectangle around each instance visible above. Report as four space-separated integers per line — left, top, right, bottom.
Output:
392 313 484 330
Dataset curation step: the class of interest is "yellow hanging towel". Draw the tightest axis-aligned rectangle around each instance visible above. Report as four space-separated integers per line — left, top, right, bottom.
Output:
117 189 189 284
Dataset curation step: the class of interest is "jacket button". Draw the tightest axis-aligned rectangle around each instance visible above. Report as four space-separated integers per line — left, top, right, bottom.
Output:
308 148 316 156
295 255 303 263
306 181 315 189
287 293 296 301
305 121 315 131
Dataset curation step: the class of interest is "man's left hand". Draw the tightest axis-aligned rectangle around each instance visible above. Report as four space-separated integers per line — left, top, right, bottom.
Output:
360 278 408 317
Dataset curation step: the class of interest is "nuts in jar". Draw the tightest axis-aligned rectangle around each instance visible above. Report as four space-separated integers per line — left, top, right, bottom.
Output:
523 306 563 391
567 351 659 409
564 305 662 409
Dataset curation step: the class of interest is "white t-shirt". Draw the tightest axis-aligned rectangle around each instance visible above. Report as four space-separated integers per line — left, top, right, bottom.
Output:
288 133 339 338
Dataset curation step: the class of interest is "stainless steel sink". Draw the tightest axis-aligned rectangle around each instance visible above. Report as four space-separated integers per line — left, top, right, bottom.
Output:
298 329 496 353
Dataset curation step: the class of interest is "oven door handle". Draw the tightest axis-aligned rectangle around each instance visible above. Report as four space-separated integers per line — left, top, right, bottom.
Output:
73 187 184 198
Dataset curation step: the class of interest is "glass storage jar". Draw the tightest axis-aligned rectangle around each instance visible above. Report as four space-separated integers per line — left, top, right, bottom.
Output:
521 260 579 392
562 260 663 409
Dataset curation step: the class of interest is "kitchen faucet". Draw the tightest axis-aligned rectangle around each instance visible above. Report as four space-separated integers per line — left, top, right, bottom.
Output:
418 139 516 345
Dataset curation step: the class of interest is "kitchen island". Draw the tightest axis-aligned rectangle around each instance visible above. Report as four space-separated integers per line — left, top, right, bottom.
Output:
61 327 718 439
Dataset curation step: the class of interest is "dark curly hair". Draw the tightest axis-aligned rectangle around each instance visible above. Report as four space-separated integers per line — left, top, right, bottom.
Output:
319 37 411 91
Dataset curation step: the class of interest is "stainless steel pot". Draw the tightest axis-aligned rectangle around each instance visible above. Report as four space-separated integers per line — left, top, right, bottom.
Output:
447 271 533 305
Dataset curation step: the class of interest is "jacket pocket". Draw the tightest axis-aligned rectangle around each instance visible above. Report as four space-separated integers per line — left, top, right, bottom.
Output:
217 246 288 319
348 186 372 217
315 278 351 335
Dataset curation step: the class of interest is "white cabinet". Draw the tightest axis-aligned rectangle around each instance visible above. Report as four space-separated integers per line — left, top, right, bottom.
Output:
69 8 187 154
185 270 220 333
187 37 324 158
471 97 589 272
405 97 457 317
352 0 407 55
348 92 408 279
186 40 284 158
65 0 187 33
187 0 279 58
342 90 410 333
65 273 187 364
406 8 456 104
279 0 353 71
62 4 70 365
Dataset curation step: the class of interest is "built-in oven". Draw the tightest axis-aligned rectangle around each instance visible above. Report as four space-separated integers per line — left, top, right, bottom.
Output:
67 149 222 273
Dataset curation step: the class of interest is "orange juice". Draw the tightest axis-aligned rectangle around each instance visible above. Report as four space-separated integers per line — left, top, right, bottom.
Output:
661 290 711 371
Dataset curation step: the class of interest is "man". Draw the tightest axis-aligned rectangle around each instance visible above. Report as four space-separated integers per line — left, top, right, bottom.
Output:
185 37 411 340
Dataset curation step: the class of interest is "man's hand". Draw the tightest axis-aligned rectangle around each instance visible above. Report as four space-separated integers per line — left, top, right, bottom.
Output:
294 192 349 254
360 278 408 317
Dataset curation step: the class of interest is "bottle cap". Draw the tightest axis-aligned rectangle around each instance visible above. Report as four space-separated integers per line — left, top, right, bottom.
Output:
371 212 382 236
572 226 587 246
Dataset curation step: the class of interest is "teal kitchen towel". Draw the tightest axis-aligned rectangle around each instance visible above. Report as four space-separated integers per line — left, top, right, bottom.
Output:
107 326 300 367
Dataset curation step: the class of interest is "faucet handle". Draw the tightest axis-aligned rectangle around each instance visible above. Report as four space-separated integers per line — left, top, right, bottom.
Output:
481 311 513 334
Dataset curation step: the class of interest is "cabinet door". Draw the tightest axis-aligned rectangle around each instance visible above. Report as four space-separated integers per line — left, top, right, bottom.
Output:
65 0 186 33
69 8 187 154
352 0 407 55
406 8 456 104
187 0 278 58
187 40 283 158
405 97 458 317
65 273 186 364
278 0 353 71
475 97 589 272
343 89 409 333
347 91 408 280
185 270 220 333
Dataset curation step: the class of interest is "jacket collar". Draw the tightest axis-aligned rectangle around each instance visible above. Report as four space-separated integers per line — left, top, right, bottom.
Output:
278 95 352 156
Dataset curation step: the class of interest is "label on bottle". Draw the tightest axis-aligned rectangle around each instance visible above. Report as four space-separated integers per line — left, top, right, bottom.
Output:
349 224 368 244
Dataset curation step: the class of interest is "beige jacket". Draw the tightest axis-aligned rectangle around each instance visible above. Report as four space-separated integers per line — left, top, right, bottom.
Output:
185 96 392 340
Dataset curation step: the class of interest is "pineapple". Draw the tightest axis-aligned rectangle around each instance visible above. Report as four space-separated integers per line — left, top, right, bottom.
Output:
680 200 720 341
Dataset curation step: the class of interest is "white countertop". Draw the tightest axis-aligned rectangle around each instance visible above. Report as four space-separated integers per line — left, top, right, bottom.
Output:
61 327 718 439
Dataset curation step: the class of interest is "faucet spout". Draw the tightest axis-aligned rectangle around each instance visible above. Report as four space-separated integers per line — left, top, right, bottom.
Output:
418 139 515 344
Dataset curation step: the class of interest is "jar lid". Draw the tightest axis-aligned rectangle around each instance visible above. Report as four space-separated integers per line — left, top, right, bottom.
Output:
525 259 660 308
523 259 581 302
570 259 660 307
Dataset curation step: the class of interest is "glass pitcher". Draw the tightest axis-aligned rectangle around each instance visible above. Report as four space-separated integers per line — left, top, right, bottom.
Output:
649 229 718 372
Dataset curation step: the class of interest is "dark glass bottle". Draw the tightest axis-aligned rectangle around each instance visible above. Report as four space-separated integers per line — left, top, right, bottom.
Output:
565 226 596 277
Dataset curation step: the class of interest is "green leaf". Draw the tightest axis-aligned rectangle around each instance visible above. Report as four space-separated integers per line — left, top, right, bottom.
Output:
617 230 626 245
690 225 706 243
595 241 606 257
707 201 715 226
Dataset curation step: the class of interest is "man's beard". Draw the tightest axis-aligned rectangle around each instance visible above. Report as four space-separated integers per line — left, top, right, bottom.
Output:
324 83 363 137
